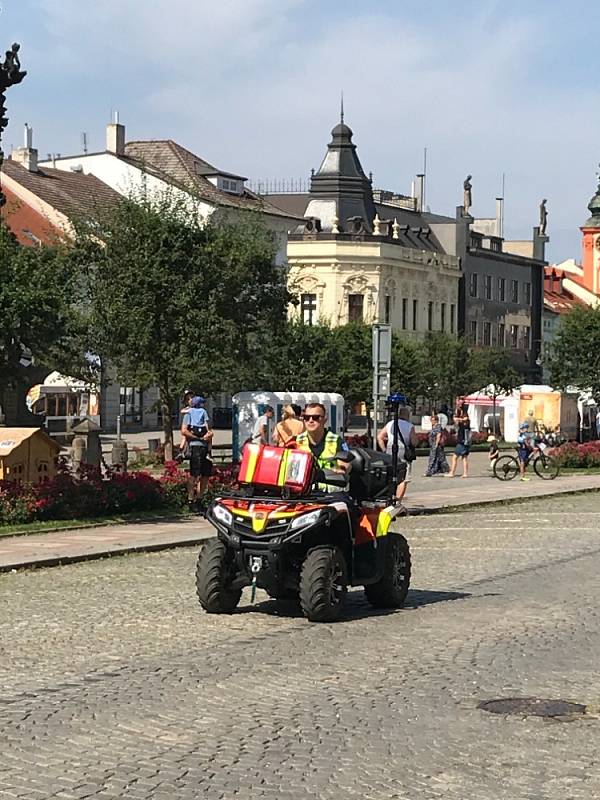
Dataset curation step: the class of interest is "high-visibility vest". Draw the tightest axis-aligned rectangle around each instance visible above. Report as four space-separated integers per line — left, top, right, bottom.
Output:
297 430 344 491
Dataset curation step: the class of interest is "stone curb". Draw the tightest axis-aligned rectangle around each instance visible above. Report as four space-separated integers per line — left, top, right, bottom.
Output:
406 483 600 516
0 529 214 573
0 512 195 539
2 483 598 573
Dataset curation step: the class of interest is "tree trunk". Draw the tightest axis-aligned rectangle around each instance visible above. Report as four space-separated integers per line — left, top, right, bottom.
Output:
159 382 174 461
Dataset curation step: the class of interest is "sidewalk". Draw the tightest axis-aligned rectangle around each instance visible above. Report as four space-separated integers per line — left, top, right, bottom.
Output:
1 458 599 572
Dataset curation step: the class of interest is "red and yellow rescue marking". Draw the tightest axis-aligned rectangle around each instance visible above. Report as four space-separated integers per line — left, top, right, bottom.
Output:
220 498 326 534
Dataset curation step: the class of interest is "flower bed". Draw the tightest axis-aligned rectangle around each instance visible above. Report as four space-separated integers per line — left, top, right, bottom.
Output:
345 431 489 449
0 459 240 527
550 440 600 468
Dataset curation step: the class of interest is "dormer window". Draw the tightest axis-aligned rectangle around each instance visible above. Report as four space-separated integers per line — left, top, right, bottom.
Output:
220 177 241 194
201 165 246 195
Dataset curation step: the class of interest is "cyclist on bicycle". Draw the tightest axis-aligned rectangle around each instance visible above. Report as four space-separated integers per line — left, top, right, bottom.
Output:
517 422 535 481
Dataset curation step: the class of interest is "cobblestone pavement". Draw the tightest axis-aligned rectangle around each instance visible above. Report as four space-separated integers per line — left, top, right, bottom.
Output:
1 493 600 799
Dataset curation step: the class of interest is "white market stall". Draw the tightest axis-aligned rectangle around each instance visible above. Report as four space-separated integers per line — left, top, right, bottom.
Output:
465 384 581 442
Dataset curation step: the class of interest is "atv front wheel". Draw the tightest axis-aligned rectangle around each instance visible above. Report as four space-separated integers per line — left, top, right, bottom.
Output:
300 546 347 622
195 539 242 614
365 533 411 609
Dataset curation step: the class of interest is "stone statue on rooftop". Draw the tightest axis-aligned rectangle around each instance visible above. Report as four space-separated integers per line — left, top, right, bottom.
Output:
1 43 27 87
539 198 548 236
463 175 473 216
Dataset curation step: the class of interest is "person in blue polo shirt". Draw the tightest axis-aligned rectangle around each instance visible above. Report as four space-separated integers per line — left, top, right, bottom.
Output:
181 396 213 508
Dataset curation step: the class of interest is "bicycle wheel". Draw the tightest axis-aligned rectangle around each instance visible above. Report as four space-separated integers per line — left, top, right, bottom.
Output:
494 455 519 481
534 453 559 480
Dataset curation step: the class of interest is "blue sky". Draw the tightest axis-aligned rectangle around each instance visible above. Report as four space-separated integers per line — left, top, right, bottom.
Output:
2 0 600 261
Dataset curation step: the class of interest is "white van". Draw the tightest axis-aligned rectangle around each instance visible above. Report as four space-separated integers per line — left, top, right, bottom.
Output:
232 391 345 460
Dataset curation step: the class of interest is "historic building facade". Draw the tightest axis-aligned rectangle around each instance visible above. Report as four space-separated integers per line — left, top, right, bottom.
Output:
270 119 547 382
288 238 460 335
277 120 461 336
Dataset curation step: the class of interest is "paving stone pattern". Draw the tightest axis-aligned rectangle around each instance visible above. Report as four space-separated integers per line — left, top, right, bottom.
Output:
1 493 600 799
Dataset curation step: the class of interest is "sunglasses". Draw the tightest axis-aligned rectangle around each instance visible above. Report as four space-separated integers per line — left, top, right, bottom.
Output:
302 414 324 422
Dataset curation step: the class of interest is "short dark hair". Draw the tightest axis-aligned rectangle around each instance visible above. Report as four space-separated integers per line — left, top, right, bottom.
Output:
304 402 326 416
291 403 302 417
264 405 274 413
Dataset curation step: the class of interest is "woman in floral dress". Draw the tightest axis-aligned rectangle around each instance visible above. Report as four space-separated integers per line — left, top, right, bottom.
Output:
425 414 449 476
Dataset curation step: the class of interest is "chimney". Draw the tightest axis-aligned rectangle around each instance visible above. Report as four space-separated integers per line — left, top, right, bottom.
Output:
106 111 125 156
11 123 38 172
495 196 504 238
415 174 425 212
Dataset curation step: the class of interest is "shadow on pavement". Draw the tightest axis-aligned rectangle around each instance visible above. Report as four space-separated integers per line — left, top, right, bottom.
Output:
233 587 472 622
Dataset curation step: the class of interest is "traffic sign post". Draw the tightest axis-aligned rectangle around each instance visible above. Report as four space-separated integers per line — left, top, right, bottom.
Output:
372 324 392 445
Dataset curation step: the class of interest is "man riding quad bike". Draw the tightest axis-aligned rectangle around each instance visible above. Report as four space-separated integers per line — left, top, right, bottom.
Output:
195 395 411 623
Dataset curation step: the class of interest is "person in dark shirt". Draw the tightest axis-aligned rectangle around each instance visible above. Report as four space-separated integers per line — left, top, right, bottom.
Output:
446 401 471 478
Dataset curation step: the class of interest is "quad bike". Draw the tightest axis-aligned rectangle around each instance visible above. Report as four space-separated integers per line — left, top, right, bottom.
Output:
195 394 411 623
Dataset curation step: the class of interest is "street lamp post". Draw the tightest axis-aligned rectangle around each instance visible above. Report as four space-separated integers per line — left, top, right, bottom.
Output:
0 42 27 213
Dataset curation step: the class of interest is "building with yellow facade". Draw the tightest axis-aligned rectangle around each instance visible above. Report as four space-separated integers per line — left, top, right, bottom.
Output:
270 118 460 335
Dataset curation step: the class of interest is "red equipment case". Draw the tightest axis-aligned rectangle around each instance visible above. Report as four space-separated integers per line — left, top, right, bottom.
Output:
238 444 314 494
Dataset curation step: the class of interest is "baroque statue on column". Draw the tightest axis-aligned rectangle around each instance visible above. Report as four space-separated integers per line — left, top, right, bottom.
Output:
463 174 473 216
539 198 548 236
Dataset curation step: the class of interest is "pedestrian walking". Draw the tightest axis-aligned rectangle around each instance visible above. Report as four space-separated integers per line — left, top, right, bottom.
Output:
273 404 304 446
176 388 194 463
252 405 274 445
446 399 471 478
377 406 416 505
181 396 213 509
424 414 449 476
437 403 451 431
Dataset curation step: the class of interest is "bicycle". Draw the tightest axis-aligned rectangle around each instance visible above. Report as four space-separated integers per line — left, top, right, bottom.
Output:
493 443 559 481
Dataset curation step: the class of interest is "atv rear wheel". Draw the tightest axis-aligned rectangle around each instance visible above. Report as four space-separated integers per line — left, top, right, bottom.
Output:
299 546 347 622
365 533 411 609
195 538 242 614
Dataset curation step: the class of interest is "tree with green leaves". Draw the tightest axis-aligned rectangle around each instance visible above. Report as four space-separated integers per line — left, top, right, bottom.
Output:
73 187 291 456
390 335 424 404
0 225 83 422
416 333 473 409
260 320 373 406
549 305 600 397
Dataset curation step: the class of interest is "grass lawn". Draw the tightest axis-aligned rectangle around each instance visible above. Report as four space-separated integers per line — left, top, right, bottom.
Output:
0 508 190 538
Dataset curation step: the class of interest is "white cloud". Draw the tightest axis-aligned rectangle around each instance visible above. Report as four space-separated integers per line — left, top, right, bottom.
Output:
36 0 303 71
16 1 600 260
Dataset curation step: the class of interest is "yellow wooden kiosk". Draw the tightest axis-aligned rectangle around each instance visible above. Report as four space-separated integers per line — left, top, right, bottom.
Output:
0 428 61 484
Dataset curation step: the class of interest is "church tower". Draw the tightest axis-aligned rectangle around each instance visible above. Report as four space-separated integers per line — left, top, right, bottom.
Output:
580 173 600 294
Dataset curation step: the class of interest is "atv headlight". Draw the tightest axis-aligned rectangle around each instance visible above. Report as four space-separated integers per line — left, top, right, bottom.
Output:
290 509 322 530
213 504 233 528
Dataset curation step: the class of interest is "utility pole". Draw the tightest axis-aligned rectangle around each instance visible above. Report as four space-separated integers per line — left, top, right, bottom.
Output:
0 42 27 215
372 324 392 447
